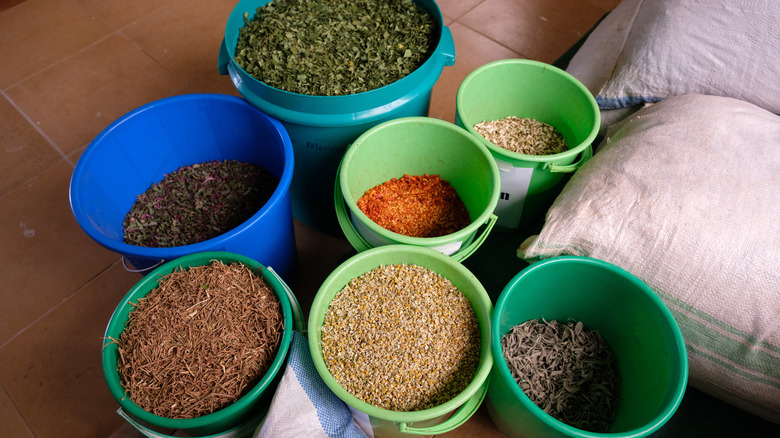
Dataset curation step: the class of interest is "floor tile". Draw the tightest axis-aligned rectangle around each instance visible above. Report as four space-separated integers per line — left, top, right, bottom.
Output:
0 262 142 438
0 96 62 194
0 386 35 438
6 34 184 155
0 0 25 14
436 0 485 20
77 0 177 29
429 22 520 123
0 0 113 89
0 160 119 346
178 69 243 97
122 0 239 84
287 220 354 315
459 0 608 63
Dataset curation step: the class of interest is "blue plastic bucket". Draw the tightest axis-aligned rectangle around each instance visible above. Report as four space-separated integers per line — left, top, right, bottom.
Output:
69 94 297 279
218 0 455 234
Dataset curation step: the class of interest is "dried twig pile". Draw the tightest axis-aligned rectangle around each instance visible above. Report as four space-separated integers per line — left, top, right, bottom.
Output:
110 260 284 419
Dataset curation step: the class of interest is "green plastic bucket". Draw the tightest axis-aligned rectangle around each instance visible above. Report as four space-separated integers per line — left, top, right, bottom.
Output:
335 117 500 262
488 256 688 438
102 251 302 437
308 245 494 437
455 59 600 231
219 0 455 234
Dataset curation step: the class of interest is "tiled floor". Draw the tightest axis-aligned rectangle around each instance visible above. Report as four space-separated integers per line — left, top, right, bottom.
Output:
0 0 619 437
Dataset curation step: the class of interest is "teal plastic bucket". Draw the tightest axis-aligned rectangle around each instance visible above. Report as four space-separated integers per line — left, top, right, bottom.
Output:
102 251 300 437
456 59 600 231
69 94 297 279
218 0 455 234
488 256 688 438
309 245 493 437
335 117 499 262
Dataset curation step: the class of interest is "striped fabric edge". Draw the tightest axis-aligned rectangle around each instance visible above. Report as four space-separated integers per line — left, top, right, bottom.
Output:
289 332 367 438
651 289 780 390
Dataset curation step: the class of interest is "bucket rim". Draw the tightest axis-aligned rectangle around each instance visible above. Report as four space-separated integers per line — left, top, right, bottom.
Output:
101 251 294 431
308 245 494 423
337 116 501 247
490 256 689 437
68 93 295 263
456 58 601 164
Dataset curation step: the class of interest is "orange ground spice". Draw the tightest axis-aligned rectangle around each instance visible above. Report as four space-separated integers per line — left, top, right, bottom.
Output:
356 174 471 238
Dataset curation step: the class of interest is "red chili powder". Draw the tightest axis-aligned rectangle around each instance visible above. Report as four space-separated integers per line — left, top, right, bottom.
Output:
356 174 471 238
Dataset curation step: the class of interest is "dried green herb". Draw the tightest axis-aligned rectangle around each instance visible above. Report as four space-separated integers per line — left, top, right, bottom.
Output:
234 0 436 96
501 319 619 432
123 160 277 248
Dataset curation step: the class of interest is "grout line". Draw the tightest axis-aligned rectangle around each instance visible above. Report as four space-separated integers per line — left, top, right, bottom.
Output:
0 380 37 437
0 259 121 351
454 18 527 59
0 91 74 166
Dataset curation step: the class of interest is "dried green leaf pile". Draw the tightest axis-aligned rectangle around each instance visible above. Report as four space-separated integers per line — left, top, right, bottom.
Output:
123 160 278 248
111 260 284 419
234 0 436 96
501 319 619 432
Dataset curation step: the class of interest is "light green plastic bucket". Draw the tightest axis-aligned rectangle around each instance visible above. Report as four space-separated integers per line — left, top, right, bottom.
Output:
456 59 600 231
309 245 494 437
219 0 455 235
488 256 688 438
335 117 500 262
102 251 303 437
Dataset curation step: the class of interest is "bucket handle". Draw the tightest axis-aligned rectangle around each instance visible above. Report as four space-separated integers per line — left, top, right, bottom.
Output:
266 267 306 334
218 38 230 75
450 213 497 262
397 377 489 435
440 26 456 67
334 174 497 262
544 144 593 173
121 256 164 274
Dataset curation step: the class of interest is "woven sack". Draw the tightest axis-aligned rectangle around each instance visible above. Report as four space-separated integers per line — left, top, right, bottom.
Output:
518 94 780 424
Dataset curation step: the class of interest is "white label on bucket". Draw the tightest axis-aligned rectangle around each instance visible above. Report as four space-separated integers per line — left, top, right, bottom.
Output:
494 159 533 229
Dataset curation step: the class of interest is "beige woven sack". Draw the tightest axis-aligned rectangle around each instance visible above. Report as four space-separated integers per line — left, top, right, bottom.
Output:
519 94 780 424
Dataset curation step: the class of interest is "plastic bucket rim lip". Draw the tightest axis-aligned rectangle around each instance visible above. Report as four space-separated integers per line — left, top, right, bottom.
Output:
69 93 295 261
456 59 601 164
308 245 494 422
101 250 294 430
338 116 501 246
490 256 689 437
223 0 447 101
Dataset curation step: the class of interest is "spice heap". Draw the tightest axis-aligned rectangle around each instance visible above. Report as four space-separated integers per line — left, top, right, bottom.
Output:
123 160 278 248
234 0 436 96
474 116 568 155
357 174 471 238
501 319 619 432
111 260 284 419
321 264 481 411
